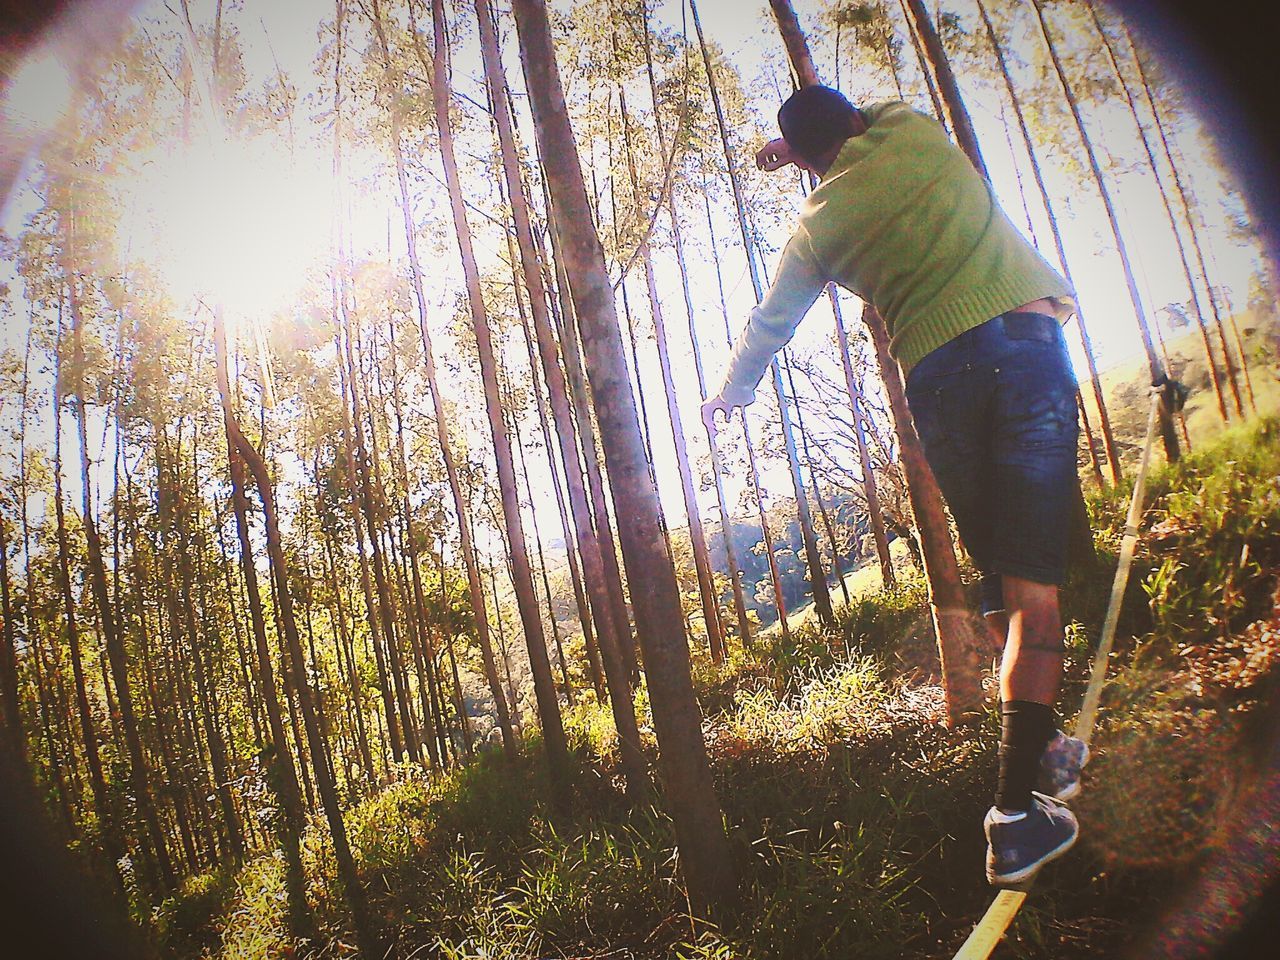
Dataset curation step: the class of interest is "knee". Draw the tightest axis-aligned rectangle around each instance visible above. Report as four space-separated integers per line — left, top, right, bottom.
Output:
1004 576 1064 655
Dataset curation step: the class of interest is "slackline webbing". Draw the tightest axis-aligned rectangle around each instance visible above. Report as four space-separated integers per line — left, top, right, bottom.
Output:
951 388 1165 960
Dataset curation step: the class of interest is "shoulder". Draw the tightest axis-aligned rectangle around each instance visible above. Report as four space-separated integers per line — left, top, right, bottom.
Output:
864 100 945 136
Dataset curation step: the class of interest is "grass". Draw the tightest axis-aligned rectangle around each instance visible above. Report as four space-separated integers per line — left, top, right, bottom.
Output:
160 346 1280 958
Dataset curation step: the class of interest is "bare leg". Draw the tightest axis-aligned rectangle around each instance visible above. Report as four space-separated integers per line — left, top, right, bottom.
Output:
999 575 1064 706
983 610 1008 650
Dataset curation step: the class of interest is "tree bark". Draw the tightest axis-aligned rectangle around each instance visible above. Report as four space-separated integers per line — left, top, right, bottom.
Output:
1030 0 1179 460
427 0 570 812
973 0 1121 485
902 0 988 179
767 0 820 89
511 0 736 916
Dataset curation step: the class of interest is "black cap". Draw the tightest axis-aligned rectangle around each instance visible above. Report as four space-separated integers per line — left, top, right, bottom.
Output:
778 85 860 165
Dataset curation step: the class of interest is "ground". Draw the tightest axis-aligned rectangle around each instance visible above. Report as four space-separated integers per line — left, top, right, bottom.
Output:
159 322 1280 959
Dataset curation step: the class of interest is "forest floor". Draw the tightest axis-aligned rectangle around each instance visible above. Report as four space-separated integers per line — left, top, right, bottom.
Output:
160 328 1280 960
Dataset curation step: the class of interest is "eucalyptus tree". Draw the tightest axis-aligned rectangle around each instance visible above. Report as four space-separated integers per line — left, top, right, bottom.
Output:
633 8 754 647
477 0 650 790
511 0 736 916
698 117 838 629
1029 0 1179 460
613 50 724 660
1119 16 1251 416
361 0 517 761
216 309 382 957
765 0 984 722
900 0 987 179
422 0 572 812
1080 0 1234 423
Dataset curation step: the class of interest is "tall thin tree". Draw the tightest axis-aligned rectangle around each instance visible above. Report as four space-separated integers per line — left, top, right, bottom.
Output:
764 0 984 721
511 0 736 916
425 0 571 813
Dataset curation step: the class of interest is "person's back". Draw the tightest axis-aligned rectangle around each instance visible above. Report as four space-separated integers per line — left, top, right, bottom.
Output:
795 100 1070 371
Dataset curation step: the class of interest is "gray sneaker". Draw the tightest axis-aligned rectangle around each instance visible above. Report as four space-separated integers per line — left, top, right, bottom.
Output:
984 792 1079 886
1038 730 1090 801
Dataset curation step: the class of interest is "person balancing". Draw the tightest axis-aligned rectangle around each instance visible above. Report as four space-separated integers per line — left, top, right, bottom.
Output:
701 85 1090 887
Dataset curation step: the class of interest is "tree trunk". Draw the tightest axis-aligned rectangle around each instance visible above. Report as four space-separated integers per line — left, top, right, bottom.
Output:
901 0 988 179
381 321 443 769
333 325 401 767
507 375 575 705
247 457 381 950
479 0 648 779
512 0 736 916
0 521 26 765
830 294 895 589
782 353 851 606
1030 0 1179 460
895 0 944 123
212 310 310 931
768 0 983 720
368 0 518 763
1123 21 1247 417
341 310 419 765
222 339 382 957
639 10 750 650
724 129 835 631
1084 0 1230 424
692 0 814 637
508 239 607 700
540 176 639 679
426 0 570 812
868 313 986 720
698 177 767 646
616 81 726 658
973 0 1121 484
767 0 820 88
65 255 174 889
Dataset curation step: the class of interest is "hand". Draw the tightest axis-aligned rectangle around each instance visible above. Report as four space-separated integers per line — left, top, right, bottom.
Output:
755 137 798 172
701 395 736 434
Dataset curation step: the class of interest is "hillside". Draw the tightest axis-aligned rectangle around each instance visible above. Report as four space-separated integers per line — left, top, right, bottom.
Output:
159 361 1280 958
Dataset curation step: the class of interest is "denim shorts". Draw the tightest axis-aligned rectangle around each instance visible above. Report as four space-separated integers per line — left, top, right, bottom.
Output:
905 312 1079 614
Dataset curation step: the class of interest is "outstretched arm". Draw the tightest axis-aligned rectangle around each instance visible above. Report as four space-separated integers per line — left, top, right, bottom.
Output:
702 230 827 432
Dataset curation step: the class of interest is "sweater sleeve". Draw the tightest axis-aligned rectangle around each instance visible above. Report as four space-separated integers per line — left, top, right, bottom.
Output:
716 230 827 405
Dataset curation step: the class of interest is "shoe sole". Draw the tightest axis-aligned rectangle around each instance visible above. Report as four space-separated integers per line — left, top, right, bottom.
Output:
987 825 1079 886
1054 780 1081 802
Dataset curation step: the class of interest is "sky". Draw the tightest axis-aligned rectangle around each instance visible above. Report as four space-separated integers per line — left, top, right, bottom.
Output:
0 0 1271 564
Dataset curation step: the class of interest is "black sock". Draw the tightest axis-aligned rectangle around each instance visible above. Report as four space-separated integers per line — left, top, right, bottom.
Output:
995 700 1055 812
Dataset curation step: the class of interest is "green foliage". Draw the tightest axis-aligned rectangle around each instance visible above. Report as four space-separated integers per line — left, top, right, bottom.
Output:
154 867 238 957
215 856 298 960
155 419 1280 960
835 574 930 663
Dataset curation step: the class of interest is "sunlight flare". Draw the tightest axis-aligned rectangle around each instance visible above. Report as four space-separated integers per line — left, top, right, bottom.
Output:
120 133 333 319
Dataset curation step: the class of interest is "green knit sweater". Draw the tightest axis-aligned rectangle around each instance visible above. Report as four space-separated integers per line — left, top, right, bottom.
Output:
717 101 1071 404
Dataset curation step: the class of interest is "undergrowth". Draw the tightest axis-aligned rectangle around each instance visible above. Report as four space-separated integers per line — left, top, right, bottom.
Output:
160 418 1280 960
